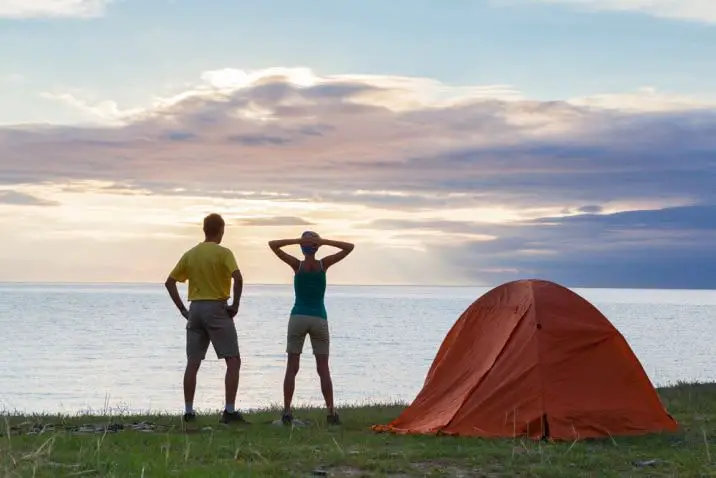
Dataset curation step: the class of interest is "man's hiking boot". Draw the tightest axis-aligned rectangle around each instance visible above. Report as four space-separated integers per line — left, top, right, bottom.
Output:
182 412 196 423
327 412 341 426
220 410 248 424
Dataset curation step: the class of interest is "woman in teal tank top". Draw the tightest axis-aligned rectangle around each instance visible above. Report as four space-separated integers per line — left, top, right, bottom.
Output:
269 231 354 426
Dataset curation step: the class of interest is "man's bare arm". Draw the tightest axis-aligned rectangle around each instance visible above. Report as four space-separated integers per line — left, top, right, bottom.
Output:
164 276 188 318
230 269 243 310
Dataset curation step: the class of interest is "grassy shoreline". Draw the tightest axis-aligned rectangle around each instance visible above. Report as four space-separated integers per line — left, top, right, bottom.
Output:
2 382 714 477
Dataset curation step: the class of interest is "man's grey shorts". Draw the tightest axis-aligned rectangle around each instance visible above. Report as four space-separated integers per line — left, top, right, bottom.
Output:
186 300 239 361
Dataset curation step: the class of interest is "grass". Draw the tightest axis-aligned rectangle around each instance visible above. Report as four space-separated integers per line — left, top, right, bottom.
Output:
1 382 714 477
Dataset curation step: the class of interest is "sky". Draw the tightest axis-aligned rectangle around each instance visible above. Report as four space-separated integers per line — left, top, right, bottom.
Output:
1 0 715 289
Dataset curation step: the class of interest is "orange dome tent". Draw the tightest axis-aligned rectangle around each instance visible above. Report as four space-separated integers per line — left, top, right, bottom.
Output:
372 279 678 440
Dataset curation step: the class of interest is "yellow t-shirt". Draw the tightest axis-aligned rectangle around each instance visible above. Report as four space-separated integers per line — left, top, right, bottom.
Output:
170 242 239 301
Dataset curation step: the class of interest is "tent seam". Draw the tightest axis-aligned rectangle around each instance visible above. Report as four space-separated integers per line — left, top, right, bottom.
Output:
441 299 533 432
531 280 549 438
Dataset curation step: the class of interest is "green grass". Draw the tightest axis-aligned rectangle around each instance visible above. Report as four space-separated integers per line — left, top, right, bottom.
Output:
1 382 714 477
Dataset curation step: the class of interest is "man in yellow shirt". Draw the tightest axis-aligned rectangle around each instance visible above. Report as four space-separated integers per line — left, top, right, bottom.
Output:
164 213 246 424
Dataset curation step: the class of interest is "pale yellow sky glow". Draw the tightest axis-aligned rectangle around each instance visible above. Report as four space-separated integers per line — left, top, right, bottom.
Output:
0 182 504 284
0 178 691 285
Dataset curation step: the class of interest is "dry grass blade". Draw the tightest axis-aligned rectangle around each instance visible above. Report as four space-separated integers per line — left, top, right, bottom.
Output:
331 436 345 455
65 470 97 477
21 435 55 461
563 436 579 455
251 449 268 464
184 435 191 462
3 416 12 449
45 461 82 469
162 441 171 466
702 427 712 463
95 425 109 457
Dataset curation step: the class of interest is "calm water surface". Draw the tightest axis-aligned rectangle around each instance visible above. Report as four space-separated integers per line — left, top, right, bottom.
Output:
0 283 714 414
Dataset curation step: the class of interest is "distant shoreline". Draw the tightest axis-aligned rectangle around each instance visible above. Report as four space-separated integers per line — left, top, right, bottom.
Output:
1 281 715 292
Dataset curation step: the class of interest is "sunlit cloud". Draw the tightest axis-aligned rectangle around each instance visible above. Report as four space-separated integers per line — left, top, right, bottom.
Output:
0 0 112 18
1 67 715 287
0 189 58 206
237 216 315 227
525 0 716 24
569 87 716 112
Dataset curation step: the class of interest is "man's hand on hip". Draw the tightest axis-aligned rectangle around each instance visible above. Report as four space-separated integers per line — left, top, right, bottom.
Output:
226 304 239 319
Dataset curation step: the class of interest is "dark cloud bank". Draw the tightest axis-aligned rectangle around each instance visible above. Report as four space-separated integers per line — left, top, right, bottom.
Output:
370 205 716 289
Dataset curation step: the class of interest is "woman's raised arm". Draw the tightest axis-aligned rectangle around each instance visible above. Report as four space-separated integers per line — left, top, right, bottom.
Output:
268 238 302 271
319 238 355 269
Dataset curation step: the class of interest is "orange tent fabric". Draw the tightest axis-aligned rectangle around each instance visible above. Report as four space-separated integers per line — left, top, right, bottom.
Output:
372 279 678 440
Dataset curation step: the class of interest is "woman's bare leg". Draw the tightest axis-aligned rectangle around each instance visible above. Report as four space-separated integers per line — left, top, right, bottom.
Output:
283 353 301 415
315 354 334 415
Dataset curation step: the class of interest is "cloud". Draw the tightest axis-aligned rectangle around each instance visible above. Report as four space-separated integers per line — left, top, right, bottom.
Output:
0 0 112 18
367 205 716 288
1 67 716 287
227 134 291 146
529 0 716 24
39 91 141 124
569 87 716 112
237 216 314 227
10 69 714 210
0 190 58 206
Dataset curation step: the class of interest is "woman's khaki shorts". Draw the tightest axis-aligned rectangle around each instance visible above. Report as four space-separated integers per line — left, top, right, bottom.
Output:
286 314 330 355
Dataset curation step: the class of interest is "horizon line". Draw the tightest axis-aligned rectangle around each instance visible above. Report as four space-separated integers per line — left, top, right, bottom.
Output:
0 280 714 293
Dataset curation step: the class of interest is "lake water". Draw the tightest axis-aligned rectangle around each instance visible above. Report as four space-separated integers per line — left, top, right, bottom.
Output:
0 283 714 415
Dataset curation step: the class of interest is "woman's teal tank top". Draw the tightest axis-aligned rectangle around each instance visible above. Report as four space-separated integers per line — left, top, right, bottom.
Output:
290 260 327 319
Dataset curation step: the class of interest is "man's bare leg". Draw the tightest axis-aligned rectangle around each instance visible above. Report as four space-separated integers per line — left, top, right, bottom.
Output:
218 355 247 423
283 353 301 417
183 360 201 418
224 356 240 410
